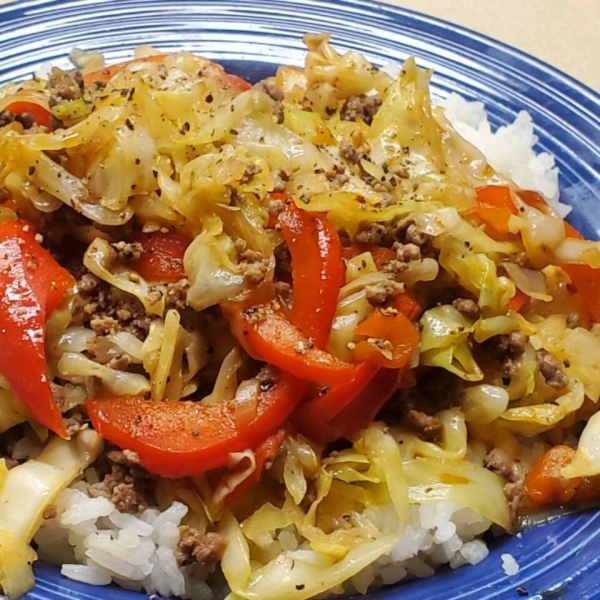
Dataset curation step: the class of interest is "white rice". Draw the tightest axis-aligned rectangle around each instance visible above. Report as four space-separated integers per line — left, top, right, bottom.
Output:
35 486 215 599
36 487 492 599
501 553 521 576
441 93 569 217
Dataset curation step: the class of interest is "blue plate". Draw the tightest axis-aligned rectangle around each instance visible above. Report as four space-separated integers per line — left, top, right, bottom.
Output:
1 1 600 598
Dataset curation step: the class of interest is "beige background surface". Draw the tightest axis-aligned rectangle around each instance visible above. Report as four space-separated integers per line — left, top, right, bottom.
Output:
384 0 600 92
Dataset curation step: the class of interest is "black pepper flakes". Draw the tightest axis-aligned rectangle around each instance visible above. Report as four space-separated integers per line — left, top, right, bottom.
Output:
125 118 134 131
27 166 36 176
205 92 214 103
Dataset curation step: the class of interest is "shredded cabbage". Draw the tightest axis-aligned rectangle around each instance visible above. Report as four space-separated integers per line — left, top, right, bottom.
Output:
0 431 103 598
420 306 483 381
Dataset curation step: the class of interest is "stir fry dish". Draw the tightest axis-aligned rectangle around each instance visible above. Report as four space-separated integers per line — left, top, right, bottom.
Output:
0 34 599 600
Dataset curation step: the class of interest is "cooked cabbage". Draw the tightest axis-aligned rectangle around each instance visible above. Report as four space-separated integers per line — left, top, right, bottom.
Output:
0 431 103 598
420 306 483 381
221 424 408 600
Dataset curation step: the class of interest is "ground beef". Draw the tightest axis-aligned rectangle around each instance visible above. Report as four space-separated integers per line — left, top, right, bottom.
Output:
240 163 261 184
490 331 529 362
274 280 292 303
107 354 132 371
164 279 189 311
365 279 404 306
63 407 87 436
502 357 518 384
77 273 100 295
326 165 349 188
566 312 581 329
393 242 421 262
405 222 432 247
339 140 362 164
483 448 526 517
340 93 382 125
77 274 151 339
354 222 395 247
452 298 480 319
235 240 270 285
88 450 154 514
90 315 120 336
254 78 284 123
272 168 291 193
45 67 84 108
112 241 143 263
107 449 141 466
504 478 526 519
381 242 424 276
484 448 517 481
537 349 569 390
406 409 443 441
176 527 226 567
0 109 36 130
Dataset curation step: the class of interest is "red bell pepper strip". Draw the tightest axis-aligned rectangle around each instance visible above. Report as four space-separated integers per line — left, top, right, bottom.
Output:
278 201 343 348
222 427 288 505
294 366 400 444
132 231 190 283
508 288 529 314
557 219 600 323
470 185 518 241
394 291 422 322
524 445 600 506
293 361 378 430
517 189 549 212
233 302 358 386
0 220 74 437
5 101 53 130
398 366 417 389
353 304 420 369
87 372 308 478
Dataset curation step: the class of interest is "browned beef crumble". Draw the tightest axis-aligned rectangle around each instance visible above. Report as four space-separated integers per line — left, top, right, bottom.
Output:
272 168 291 193
536 349 569 390
452 298 480 319
112 241 143 263
164 279 189 311
254 78 284 124
339 140 362 164
365 279 404 306
484 448 526 518
235 239 271 285
76 273 151 339
405 409 443 441
45 67 85 108
240 163 261 184
88 449 154 514
176 527 226 566
0 109 36 130
340 93 382 125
